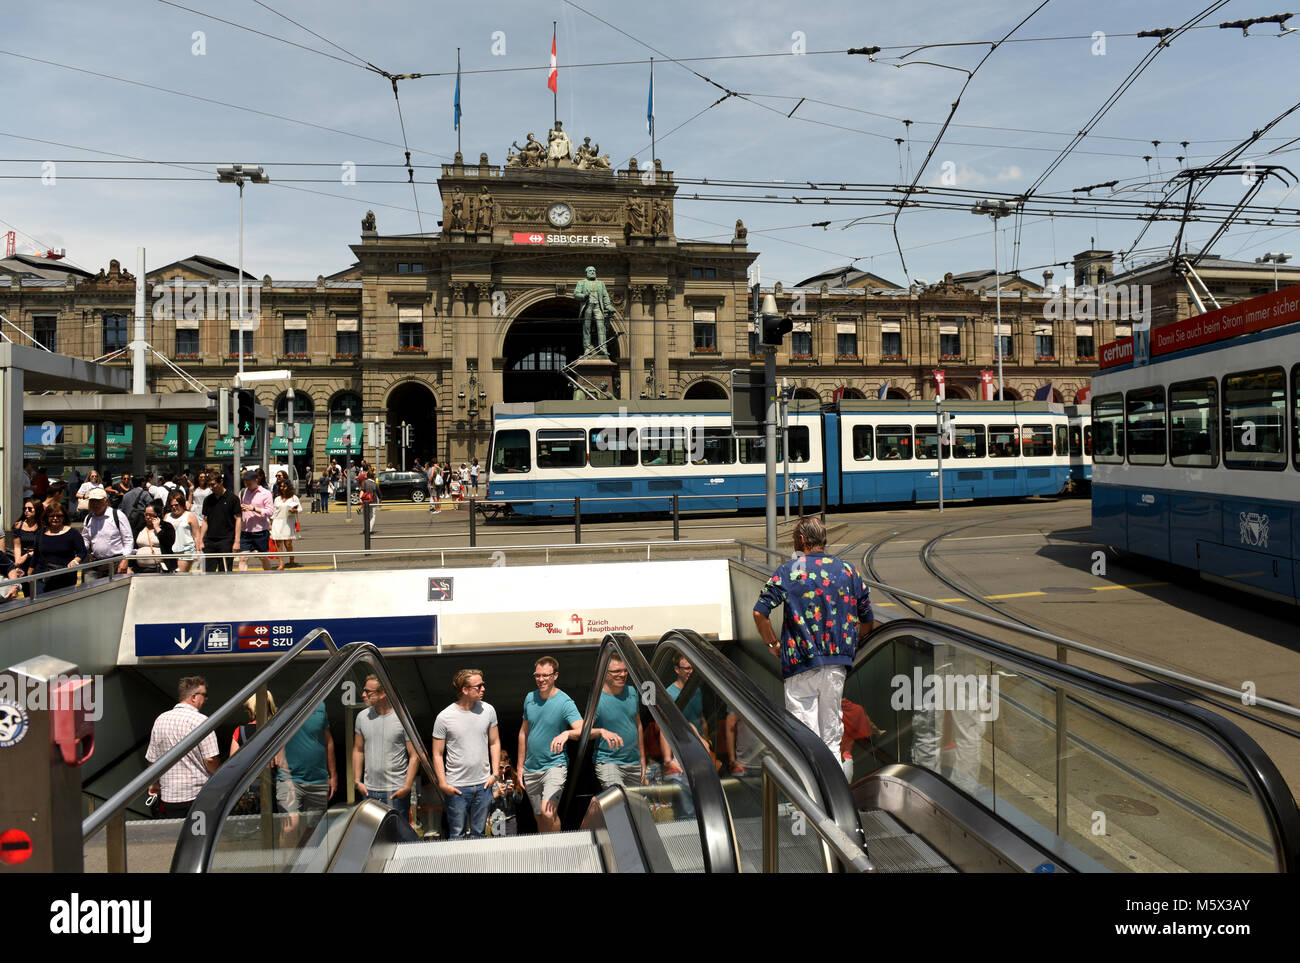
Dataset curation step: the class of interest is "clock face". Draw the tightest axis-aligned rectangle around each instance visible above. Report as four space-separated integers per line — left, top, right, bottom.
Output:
547 202 574 228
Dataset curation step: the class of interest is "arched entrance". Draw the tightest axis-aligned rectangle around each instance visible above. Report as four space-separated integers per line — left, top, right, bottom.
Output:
503 297 622 402
886 387 911 400
386 381 438 468
793 387 820 401
944 384 970 400
683 379 727 400
839 387 867 400
995 387 1022 401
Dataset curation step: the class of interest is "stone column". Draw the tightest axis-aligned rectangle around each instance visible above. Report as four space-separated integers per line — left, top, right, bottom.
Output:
448 280 468 464
652 283 671 398
473 282 495 461
628 284 647 399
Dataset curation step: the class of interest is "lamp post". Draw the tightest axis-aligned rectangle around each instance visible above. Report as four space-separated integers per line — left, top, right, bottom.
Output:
216 164 269 381
972 199 1015 400
1256 252 1293 292
342 408 354 519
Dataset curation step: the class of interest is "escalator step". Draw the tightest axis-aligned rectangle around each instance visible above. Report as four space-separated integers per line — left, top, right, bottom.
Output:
866 833 955 873
384 830 604 873
858 810 908 840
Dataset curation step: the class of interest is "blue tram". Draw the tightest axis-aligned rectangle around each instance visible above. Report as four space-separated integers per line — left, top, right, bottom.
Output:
1065 404 1092 489
1091 303 1300 603
486 398 1070 516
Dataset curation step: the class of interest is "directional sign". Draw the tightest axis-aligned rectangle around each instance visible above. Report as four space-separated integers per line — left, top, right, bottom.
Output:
134 615 436 658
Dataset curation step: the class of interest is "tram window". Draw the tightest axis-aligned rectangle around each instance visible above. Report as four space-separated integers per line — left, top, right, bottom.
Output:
536 429 587 469
952 425 985 459
1056 425 1069 456
491 429 531 474
875 425 912 461
987 425 1019 458
913 426 950 460
589 427 638 468
1169 379 1217 468
1069 427 1082 457
787 426 811 463
1023 425 1054 457
1084 425 1092 455
640 424 689 466
851 425 874 461
691 427 736 466
1092 394 1124 463
1126 389 1167 465
739 436 782 464
1223 367 1286 470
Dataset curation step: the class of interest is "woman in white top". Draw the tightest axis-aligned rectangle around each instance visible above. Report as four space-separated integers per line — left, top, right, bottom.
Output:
75 470 102 520
134 502 174 572
190 471 213 519
164 490 203 572
271 480 302 570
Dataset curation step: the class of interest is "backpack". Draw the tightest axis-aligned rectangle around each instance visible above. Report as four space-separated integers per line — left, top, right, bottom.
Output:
434 472 443 488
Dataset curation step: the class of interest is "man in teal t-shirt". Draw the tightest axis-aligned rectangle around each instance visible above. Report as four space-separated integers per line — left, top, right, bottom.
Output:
592 655 645 790
274 701 336 846
518 656 582 833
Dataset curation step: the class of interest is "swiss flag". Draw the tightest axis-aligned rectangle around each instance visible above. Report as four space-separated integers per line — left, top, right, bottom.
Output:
548 35 557 93
979 370 995 401
932 368 945 401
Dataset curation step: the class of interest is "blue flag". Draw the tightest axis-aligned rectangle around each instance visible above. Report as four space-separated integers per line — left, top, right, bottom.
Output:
646 66 654 135
1033 381 1053 401
877 381 889 400
454 66 461 131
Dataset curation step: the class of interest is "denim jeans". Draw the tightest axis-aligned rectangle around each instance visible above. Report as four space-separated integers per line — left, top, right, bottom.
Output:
664 770 696 821
364 788 419 841
444 783 493 839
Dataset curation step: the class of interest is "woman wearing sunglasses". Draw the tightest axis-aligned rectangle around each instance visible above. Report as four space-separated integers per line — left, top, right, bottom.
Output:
33 498 83 593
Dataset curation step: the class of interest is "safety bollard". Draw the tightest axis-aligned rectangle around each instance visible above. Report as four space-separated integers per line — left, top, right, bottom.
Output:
574 496 582 544
469 498 477 547
797 487 805 518
363 501 372 550
672 493 680 541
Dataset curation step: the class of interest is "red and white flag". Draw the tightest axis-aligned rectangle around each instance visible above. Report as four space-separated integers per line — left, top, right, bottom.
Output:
547 33 557 93
980 370 995 401
933 369 946 401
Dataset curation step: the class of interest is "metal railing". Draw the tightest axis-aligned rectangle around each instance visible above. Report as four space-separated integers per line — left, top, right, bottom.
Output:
761 757 873 873
0 553 132 604
81 627 339 871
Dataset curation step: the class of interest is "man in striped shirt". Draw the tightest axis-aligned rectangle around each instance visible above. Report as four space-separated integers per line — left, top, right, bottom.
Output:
146 676 221 820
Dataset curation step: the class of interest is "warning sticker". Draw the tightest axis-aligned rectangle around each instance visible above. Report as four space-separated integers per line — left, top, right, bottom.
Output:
0 700 28 748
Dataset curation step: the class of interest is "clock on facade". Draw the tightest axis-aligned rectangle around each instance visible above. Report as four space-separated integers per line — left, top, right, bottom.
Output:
547 202 574 228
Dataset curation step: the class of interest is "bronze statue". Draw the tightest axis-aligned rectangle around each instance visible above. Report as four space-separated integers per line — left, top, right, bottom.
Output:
573 265 614 357
362 210 377 232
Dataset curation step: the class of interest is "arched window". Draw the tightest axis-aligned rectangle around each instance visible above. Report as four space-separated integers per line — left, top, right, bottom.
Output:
793 387 820 401
683 379 728 400
330 391 362 424
276 392 315 424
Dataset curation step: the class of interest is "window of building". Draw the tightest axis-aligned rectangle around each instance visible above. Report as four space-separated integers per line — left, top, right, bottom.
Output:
491 429 531 473
837 321 858 358
283 314 307 356
791 330 813 357
228 329 254 356
690 428 735 465
914 426 951 460
103 314 129 354
336 319 359 356
995 324 1013 359
536 428 586 469
988 425 1019 458
590 427 638 468
1223 367 1286 470
881 322 902 358
411 263 423 273
1035 324 1055 359
940 332 961 358
640 424 688 466
693 308 717 351
398 306 423 350
690 267 717 280
952 425 986 459
1169 378 1217 467
851 425 873 460
33 315 57 351
175 328 199 356
397 263 409 274
1076 323 1095 359
1092 394 1124 463
875 425 912 460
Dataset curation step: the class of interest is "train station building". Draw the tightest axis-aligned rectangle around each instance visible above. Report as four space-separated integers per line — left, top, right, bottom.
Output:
7 126 1297 474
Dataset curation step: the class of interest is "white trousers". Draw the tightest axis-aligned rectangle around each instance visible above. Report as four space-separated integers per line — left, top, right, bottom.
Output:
783 664 847 760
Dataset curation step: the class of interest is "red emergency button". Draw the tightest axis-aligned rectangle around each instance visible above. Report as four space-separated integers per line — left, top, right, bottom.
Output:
0 828 32 865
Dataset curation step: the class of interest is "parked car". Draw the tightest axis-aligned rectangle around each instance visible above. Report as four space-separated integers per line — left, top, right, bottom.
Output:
349 470 429 503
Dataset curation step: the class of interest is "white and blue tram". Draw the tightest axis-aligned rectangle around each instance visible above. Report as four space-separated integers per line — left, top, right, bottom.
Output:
1091 317 1300 603
486 398 1070 515
1066 404 1092 488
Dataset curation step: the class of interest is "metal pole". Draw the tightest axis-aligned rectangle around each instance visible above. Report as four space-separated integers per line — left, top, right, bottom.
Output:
1055 643 1068 836
363 501 372 550
672 493 680 541
820 479 827 523
992 216 1003 401
781 378 789 519
133 247 146 394
344 413 354 519
797 487 804 518
762 767 779 873
764 346 777 555
573 496 581 544
468 498 477 546
936 397 944 514
233 181 245 490
286 387 294 478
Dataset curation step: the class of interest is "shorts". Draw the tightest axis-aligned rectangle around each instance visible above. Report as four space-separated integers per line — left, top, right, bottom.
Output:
522 765 567 814
595 761 643 791
242 530 270 553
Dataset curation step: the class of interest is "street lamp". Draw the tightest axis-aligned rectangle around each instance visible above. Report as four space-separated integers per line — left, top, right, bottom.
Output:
1255 252 1293 292
216 164 269 381
972 199 1015 400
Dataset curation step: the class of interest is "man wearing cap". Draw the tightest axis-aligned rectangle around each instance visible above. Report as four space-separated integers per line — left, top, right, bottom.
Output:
81 486 134 579
238 470 274 571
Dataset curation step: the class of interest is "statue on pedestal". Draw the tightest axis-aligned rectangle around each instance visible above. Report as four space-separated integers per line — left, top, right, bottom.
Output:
475 187 495 232
573 265 614 357
448 189 467 231
362 210 377 232
547 121 573 165
511 133 545 168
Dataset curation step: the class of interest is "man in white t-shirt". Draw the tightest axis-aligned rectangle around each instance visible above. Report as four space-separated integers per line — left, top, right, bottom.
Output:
431 668 499 838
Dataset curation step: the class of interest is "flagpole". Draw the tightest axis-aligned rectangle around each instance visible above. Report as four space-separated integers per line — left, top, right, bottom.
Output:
552 22 558 129
456 47 462 156
649 57 655 178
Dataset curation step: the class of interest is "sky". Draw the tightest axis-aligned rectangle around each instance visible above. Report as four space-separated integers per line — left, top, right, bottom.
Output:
4 0 1299 288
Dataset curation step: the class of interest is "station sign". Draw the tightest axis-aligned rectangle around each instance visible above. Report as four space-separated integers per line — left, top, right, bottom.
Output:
133 615 436 658
511 232 616 247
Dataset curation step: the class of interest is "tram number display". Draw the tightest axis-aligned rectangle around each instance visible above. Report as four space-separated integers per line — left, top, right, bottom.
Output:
237 623 296 650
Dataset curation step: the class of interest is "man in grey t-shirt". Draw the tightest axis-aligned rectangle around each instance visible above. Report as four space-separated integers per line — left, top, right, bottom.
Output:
353 675 419 841
432 668 500 839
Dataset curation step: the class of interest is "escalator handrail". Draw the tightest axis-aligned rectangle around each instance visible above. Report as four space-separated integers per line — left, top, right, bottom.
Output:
564 632 740 873
170 640 440 873
82 626 339 842
650 628 868 863
858 618 1300 873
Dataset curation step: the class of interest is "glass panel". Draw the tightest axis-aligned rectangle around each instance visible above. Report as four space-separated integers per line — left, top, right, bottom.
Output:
952 424 985 459
738 435 782 464
791 332 812 356
1170 378 1218 467
1069 426 1082 457
914 426 950 460
491 429 531 473
940 333 961 357
1084 425 1092 455
536 429 586 469
1077 335 1095 359
640 424 689 466
837 332 858 357
1056 425 1068 456
988 424 1019 458
1092 394 1124 463
1126 387 1166 465
589 427 638 468
690 428 735 465
875 425 912 460
1223 368 1286 469
851 425 873 461
1022 425 1054 457
787 426 811 463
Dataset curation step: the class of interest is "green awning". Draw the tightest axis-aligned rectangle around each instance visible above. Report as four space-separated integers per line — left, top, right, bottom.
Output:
213 431 256 456
271 423 313 455
156 424 206 458
325 422 362 456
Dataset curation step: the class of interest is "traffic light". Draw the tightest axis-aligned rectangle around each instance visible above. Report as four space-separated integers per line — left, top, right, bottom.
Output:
761 313 794 346
236 389 256 437
401 423 412 447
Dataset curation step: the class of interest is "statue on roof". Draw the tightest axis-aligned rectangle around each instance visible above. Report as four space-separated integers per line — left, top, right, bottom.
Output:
734 219 747 240
511 133 545 168
362 210 377 232
547 121 573 164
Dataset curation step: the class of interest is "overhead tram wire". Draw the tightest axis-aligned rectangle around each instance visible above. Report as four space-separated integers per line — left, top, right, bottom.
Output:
1007 0 1234 272
247 0 380 72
